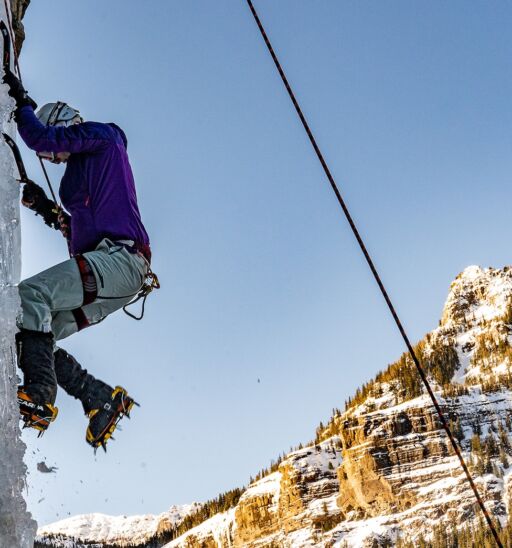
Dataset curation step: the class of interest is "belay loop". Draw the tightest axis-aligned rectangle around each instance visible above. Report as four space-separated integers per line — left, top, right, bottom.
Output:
123 269 160 321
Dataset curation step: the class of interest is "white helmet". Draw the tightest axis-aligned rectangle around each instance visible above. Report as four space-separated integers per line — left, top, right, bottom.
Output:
36 101 83 127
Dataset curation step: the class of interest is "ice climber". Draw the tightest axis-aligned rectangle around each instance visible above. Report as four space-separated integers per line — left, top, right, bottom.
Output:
3 70 153 450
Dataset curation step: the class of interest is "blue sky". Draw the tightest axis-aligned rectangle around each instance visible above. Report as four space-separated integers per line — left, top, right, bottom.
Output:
17 0 512 526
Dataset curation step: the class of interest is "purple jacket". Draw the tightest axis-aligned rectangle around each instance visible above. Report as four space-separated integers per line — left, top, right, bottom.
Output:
17 106 150 257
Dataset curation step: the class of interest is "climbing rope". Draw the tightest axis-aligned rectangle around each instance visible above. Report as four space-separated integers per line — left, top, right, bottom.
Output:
36 154 60 205
244 2 503 546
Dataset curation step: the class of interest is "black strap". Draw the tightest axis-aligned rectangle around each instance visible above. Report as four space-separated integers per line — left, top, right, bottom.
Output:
71 308 90 331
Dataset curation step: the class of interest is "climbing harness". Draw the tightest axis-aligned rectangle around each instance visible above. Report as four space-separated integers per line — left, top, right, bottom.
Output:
245 2 503 547
89 270 160 322
122 269 160 321
96 270 160 322
75 254 98 306
93 241 159 321
69 254 98 331
71 245 159 326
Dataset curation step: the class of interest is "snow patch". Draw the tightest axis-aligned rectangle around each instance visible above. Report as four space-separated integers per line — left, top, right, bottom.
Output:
164 508 236 548
241 471 281 507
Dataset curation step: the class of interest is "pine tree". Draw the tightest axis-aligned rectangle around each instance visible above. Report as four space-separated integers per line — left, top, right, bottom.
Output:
485 432 498 457
471 433 482 455
499 421 511 450
500 447 509 468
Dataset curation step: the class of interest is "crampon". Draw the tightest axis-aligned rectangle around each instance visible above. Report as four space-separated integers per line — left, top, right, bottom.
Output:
17 387 58 436
86 386 138 453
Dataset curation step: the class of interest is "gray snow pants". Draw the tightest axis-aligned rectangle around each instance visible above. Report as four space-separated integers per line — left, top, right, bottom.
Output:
18 238 149 339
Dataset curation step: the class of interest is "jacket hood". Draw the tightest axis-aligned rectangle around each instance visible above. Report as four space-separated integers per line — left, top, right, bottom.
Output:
108 123 128 149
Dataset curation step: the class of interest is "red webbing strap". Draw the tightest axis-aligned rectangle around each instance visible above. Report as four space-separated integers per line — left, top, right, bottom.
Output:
70 255 98 331
138 243 152 264
75 255 97 305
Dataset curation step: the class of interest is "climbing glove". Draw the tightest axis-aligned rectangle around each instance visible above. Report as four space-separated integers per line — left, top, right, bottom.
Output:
22 181 62 231
2 69 37 111
57 210 71 239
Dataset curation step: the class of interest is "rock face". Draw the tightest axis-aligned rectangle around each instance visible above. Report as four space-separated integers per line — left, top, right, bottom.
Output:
10 0 30 53
166 440 343 548
36 266 512 546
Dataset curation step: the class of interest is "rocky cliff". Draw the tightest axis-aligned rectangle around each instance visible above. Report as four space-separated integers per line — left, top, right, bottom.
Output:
9 0 29 52
36 266 512 547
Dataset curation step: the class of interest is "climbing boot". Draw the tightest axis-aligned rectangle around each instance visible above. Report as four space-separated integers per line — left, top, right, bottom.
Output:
54 348 113 413
17 386 58 434
15 329 58 433
85 386 138 452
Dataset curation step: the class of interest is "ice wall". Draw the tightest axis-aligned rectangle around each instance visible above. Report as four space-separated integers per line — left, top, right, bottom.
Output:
0 7 37 546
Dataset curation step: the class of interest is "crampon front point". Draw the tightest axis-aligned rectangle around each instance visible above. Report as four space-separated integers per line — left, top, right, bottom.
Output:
17 387 58 435
86 386 138 453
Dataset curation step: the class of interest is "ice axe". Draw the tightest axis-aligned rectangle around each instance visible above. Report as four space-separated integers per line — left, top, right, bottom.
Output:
3 132 31 184
3 132 59 204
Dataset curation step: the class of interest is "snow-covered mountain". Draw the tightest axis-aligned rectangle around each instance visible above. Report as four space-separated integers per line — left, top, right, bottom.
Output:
36 505 200 547
36 266 512 546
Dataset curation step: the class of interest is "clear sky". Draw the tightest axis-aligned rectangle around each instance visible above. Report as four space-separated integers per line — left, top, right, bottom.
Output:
16 0 512 527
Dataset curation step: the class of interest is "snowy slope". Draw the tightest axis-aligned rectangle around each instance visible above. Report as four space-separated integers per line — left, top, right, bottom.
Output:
37 504 200 547
164 508 237 548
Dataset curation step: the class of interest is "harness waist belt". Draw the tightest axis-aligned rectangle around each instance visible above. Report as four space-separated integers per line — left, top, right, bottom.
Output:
114 240 152 264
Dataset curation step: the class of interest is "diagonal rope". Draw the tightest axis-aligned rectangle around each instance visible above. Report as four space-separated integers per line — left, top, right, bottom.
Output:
244 1 503 546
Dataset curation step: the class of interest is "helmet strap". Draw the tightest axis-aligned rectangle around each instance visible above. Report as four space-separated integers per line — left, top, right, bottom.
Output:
47 101 67 126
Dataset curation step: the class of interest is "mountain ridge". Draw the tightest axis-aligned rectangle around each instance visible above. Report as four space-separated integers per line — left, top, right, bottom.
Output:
36 265 512 547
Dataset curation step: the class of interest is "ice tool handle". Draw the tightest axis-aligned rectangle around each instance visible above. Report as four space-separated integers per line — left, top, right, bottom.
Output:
3 132 29 183
2 133 63 228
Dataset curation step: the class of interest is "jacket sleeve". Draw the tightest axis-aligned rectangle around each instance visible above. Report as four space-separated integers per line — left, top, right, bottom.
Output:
16 106 110 154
